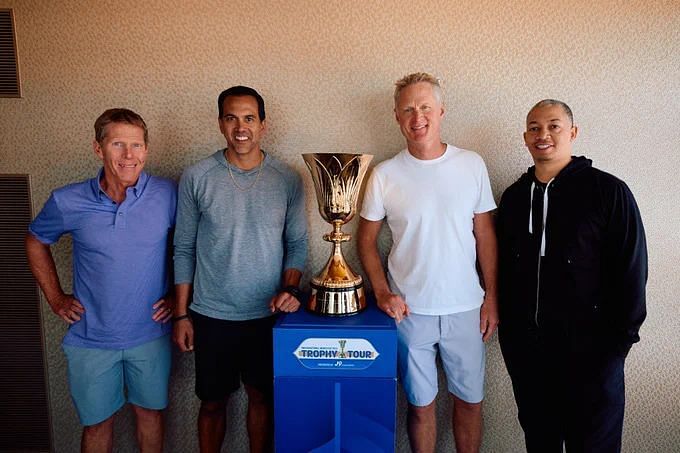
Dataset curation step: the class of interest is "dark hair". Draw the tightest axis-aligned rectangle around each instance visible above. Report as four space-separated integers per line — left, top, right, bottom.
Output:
217 86 266 121
94 108 148 144
529 99 574 125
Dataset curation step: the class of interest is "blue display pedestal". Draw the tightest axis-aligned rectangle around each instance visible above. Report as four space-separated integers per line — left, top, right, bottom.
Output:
274 302 397 453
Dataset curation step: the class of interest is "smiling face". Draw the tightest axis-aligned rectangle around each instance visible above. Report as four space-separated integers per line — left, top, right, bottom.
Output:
394 81 445 152
93 122 148 190
524 104 578 167
219 95 267 163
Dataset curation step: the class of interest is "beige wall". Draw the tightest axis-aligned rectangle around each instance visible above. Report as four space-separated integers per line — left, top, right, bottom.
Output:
1 0 678 451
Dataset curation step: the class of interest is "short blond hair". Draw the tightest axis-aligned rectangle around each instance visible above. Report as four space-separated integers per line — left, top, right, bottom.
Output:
394 72 443 106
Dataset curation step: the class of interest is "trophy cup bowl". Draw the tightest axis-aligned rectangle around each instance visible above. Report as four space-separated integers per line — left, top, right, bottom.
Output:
302 153 373 315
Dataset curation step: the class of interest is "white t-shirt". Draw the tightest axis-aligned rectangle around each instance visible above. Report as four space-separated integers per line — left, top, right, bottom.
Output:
360 144 496 315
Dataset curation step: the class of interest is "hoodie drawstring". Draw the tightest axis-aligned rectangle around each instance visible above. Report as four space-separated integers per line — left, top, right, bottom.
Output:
540 179 554 256
529 181 535 234
529 178 555 257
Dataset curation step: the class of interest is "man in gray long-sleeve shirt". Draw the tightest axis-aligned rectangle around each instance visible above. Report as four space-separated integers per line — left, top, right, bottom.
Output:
173 85 308 453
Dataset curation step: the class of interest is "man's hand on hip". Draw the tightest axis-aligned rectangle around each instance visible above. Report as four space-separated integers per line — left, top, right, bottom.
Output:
152 295 175 323
49 294 85 324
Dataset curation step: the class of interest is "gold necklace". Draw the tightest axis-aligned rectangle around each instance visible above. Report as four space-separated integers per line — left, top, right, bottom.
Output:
226 151 264 191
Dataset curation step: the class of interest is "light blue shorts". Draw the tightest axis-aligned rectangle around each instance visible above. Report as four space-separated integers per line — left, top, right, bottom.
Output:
62 334 171 426
396 308 485 406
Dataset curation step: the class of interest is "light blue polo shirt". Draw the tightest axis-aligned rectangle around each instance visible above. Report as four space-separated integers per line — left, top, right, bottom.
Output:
29 170 177 349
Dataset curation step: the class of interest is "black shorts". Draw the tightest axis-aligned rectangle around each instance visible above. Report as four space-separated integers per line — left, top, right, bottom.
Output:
191 310 276 402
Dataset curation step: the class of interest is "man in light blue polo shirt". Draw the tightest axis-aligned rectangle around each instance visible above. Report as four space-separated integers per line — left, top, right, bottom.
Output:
26 108 177 453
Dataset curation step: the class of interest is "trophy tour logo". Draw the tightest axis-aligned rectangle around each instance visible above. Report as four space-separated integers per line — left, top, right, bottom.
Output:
294 338 379 370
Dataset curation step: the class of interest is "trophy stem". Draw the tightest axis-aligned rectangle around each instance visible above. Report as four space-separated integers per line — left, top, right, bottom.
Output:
323 220 350 243
309 219 366 315
314 222 361 286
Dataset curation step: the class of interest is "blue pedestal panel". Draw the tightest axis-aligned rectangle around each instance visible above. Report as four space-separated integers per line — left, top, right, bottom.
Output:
274 302 397 452
275 377 396 453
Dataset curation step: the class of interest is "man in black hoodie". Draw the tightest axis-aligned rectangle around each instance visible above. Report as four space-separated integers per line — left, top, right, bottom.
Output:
497 99 647 453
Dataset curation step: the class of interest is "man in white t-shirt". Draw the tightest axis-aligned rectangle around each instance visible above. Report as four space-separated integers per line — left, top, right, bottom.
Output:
357 72 498 453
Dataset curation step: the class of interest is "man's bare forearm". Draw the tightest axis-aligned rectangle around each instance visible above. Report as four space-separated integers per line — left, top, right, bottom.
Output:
25 233 66 304
473 212 498 299
174 283 193 316
280 268 302 288
357 218 391 296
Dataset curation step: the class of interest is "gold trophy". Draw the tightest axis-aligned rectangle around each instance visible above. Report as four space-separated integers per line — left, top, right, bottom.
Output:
302 153 373 316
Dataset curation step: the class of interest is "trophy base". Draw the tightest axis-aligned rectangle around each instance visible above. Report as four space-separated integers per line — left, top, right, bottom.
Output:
307 282 366 316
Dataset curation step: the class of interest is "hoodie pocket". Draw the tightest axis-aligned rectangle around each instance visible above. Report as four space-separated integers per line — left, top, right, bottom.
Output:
563 244 602 317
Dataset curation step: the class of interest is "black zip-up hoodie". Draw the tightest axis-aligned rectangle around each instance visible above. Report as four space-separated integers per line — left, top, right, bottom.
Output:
497 156 647 357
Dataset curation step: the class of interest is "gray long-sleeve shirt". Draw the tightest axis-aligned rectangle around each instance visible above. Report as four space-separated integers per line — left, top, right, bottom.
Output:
174 150 308 320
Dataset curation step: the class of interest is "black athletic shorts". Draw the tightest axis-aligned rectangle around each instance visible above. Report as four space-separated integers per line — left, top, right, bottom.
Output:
191 310 276 402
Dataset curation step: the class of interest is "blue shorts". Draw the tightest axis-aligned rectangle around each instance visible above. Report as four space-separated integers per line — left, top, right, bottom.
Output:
62 334 171 426
397 308 485 406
